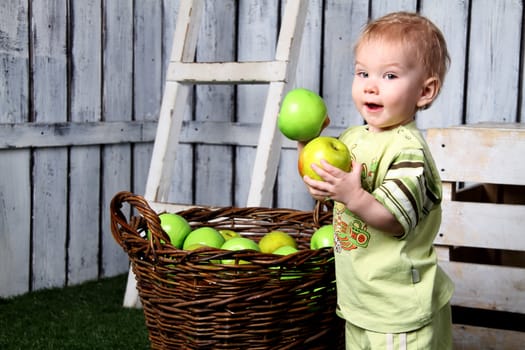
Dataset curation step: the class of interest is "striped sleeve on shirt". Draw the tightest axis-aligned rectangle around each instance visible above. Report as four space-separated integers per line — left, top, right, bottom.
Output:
373 148 440 236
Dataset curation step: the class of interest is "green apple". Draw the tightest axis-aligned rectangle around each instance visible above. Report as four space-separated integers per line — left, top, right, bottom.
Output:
278 88 327 141
218 229 241 241
185 243 208 251
298 136 351 181
269 245 301 280
220 237 260 264
310 224 334 249
273 245 299 255
148 212 191 248
182 227 225 250
258 231 297 254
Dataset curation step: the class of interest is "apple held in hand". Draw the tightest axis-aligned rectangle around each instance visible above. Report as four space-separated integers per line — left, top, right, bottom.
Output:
278 88 327 141
310 224 334 249
220 237 260 264
298 136 351 181
148 213 192 248
182 227 225 250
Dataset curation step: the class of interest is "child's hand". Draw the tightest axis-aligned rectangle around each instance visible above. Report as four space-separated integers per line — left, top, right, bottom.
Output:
321 115 331 131
304 159 404 235
303 159 363 206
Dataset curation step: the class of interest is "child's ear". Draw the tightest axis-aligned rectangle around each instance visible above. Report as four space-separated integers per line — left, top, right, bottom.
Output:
417 77 440 109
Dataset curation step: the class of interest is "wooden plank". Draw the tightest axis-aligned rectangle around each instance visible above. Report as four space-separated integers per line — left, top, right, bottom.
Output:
99 0 134 278
193 0 236 207
323 0 368 128
419 0 469 128
452 324 525 350
68 0 101 285
144 0 203 204
168 61 287 83
427 124 525 185
434 245 450 261
439 260 525 314
371 0 417 17
149 201 199 214
133 0 163 197
0 151 31 297
125 0 196 308
0 121 154 149
245 81 285 206
277 0 322 211
0 0 31 297
122 0 165 308
246 0 308 207
31 0 69 292
161 0 193 206
466 1 522 123
435 200 525 251
0 121 344 149
235 0 279 207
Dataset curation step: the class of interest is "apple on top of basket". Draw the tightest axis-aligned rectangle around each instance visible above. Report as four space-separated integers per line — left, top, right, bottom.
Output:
310 224 335 250
298 136 352 181
259 230 297 254
220 237 261 264
278 88 328 142
146 212 191 248
218 229 241 241
273 245 299 255
182 227 225 250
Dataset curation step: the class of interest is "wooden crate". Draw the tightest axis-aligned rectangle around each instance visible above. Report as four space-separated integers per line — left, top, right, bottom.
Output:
427 123 525 349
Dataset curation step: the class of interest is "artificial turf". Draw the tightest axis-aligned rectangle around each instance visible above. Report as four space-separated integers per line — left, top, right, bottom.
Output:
0 274 149 350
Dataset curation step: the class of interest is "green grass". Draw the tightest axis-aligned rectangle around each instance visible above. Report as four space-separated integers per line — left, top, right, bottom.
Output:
0 274 149 350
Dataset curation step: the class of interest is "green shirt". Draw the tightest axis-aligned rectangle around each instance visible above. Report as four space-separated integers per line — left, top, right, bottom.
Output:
334 122 454 333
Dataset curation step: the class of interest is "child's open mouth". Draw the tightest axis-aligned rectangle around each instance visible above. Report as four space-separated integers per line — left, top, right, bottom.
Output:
365 102 383 111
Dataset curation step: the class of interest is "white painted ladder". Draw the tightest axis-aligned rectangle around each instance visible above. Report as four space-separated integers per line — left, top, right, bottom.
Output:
123 0 309 307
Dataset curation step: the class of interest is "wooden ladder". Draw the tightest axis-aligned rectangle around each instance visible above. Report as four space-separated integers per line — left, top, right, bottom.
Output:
123 0 309 307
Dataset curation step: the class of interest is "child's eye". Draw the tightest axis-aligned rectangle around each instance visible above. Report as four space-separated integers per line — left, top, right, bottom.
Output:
384 73 397 80
356 71 368 78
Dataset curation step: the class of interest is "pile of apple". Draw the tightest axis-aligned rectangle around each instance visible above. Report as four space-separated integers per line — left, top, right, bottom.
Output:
147 212 334 263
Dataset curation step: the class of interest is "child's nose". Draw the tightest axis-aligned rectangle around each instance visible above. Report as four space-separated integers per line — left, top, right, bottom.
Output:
364 81 378 94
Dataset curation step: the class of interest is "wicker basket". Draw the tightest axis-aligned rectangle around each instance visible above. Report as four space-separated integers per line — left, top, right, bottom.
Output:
110 191 344 350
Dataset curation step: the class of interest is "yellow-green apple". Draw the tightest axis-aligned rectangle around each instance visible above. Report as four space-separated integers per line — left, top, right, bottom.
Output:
148 212 191 248
298 136 351 181
310 224 334 249
278 88 327 141
182 227 225 250
258 231 297 253
220 237 260 264
218 229 241 241
273 245 299 255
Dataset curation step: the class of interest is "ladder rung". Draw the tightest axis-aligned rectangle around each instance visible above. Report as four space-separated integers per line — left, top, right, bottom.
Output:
167 61 288 84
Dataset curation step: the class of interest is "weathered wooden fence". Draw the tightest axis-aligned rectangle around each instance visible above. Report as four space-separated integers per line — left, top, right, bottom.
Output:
0 0 523 311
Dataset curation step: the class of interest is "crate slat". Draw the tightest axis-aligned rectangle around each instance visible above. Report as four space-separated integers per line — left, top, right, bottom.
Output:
435 200 525 251
427 123 525 185
439 260 525 314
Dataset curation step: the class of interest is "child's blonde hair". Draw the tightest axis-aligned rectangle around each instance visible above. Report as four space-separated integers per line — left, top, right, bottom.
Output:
355 12 450 90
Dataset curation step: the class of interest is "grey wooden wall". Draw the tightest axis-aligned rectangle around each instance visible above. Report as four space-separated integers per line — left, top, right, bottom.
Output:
1 0 523 297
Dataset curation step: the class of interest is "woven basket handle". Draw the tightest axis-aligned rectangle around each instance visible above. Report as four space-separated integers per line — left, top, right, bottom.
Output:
110 191 169 256
313 199 333 226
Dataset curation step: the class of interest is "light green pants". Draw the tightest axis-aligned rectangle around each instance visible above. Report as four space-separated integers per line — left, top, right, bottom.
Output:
344 303 452 350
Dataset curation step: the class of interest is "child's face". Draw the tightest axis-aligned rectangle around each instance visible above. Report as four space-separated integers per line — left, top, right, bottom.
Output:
352 39 429 132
